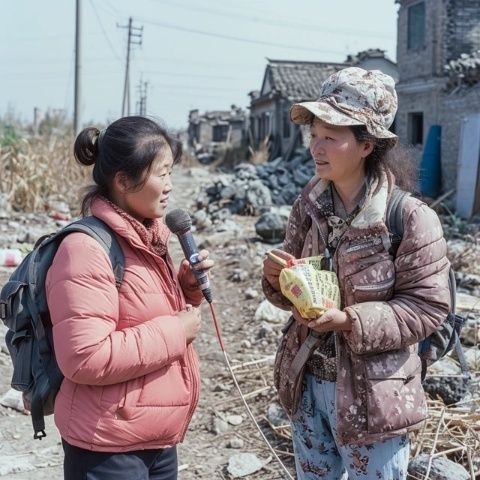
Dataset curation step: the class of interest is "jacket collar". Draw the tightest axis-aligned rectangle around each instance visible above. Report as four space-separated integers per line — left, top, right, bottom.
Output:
89 197 171 254
303 170 393 230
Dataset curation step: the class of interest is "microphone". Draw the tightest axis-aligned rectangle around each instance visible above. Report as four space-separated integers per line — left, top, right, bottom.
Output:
165 209 213 303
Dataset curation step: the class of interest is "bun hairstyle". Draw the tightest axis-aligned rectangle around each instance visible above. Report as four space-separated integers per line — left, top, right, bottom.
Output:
74 127 102 166
74 116 182 215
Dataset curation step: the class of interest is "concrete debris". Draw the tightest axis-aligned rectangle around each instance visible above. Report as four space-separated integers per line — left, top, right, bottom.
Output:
408 454 470 480
227 453 264 478
445 49 480 89
195 149 313 217
254 300 291 324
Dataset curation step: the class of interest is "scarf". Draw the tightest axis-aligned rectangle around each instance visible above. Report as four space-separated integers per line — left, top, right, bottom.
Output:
103 198 168 256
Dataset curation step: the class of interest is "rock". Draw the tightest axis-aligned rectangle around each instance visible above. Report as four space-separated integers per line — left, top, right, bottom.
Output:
408 454 470 480
212 383 231 392
192 209 212 229
227 437 244 449
254 300 290 324
245 180 272 212
240 339 252 349
0 193 11 218
257 321 274 338
227 453 263 478
255 212 288 243
229 268 249 283
267 402 289 427
220 184 240 200
460 315 480 346
226 414 243 426
463 346 480 370
0 456 36 476
245 288 259 300
0 388 27 413
215 219 241 234
427 355 462 376
234 163 258 180
210 416 229 435
422 375 470 405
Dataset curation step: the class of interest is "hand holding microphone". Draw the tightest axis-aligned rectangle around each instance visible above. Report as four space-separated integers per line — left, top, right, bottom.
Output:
165 209 214 303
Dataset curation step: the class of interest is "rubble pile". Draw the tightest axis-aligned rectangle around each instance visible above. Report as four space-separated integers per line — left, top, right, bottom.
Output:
195 149 314 216
445 50 480 89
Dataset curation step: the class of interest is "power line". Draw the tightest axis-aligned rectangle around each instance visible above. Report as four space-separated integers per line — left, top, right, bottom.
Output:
92 0 119 17
88 0 122 62
136 17 346 55
156 0 393 40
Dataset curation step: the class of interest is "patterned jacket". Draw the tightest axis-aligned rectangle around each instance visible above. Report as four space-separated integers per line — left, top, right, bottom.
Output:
263 172 451 446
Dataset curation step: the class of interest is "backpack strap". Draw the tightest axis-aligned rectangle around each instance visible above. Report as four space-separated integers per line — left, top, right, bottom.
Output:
386 194 470 380
55 216 125 288
30 217 125 438
385 188 410 256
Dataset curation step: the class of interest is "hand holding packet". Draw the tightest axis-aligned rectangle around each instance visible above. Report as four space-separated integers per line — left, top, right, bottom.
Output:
267 252 341 319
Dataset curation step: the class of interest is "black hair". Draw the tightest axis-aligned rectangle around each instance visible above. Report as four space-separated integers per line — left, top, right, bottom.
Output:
349 125 418 193
74 116 182 215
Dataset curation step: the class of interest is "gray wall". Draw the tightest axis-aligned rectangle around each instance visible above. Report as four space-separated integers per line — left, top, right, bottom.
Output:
440 84 480 192
396 0 446 81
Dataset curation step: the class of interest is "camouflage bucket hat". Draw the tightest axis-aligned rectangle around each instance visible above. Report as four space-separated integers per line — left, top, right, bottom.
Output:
290 67 398 141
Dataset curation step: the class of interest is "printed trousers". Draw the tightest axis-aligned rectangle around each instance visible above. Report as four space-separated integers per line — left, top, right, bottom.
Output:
291 374 409 480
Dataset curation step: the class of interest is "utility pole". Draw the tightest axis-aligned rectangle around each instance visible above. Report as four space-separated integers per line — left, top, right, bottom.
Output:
136 79 148 116
118 17 143 117
73 0 82 135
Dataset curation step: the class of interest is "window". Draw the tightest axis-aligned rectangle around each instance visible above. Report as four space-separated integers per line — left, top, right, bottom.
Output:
408 2 425 50
212 124 229 142
408 112 423 145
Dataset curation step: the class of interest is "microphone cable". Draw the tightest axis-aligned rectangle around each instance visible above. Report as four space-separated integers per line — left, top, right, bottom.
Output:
207 301 294 480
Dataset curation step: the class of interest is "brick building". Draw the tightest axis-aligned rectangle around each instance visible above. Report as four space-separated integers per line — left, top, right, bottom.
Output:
395 0 480 201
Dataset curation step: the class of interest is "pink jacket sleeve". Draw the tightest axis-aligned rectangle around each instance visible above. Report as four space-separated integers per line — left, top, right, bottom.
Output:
45 233 187 386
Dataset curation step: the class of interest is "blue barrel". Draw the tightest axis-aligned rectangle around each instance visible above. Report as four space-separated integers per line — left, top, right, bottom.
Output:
419 125 442 198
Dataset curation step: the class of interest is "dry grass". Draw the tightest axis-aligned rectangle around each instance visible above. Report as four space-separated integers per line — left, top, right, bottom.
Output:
248 137 269 165
409 398 480 479
0 135 89 214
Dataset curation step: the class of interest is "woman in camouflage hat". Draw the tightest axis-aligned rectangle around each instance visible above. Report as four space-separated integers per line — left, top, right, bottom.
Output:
262 67 450 479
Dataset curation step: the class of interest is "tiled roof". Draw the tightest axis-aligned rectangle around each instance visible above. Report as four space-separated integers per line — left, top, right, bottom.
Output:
265 60 346 101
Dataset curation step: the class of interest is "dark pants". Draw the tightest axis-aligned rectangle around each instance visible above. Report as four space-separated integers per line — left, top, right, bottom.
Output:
62 439 177 480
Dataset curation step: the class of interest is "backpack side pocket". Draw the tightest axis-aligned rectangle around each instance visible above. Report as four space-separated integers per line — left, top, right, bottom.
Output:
1 280 34 392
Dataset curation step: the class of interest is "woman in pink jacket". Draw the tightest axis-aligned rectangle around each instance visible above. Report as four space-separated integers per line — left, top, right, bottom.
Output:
46 116 213 480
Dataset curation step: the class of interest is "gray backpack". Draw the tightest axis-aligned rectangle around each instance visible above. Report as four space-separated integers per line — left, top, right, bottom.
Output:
0 217 124 439
386 189 469 380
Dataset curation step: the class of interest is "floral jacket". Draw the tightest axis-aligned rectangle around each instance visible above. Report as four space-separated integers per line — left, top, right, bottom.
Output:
263 172 451 446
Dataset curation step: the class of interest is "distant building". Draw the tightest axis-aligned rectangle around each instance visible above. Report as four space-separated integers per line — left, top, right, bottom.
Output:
395 0 480 202
187 105 247 162
248 50 398 159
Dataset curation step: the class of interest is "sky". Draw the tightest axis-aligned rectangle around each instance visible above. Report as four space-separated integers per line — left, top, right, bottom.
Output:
0 0 399 130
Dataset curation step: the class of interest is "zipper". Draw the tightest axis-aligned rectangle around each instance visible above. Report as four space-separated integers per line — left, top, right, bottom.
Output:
345 237 382 253
353 277 395 292
178 346 199 442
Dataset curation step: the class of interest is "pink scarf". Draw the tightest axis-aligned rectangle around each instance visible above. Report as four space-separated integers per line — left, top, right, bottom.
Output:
104 198 168 256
